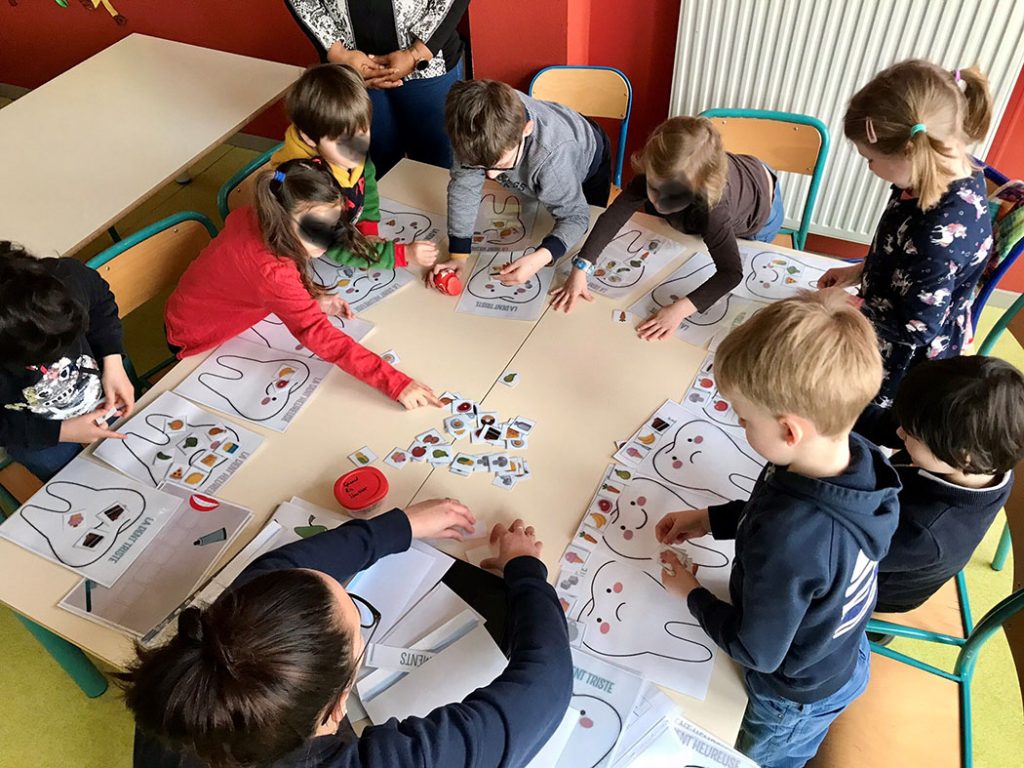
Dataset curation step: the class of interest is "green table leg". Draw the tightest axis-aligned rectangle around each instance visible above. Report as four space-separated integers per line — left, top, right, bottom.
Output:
992 523 1012 572
14 614 108 698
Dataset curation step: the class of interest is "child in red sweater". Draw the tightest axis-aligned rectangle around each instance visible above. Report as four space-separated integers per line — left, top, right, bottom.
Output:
166 158 440 409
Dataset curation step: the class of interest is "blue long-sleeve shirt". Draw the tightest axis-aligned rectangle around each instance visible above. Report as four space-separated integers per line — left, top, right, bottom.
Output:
134 509 572 768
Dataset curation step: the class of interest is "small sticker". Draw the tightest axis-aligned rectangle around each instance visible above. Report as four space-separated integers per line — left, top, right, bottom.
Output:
500 371 521 388
348 447 378 466
380 349 400 365
383 448 409 470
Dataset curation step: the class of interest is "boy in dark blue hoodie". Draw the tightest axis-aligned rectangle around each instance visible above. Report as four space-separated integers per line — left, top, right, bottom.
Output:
657 290 901 768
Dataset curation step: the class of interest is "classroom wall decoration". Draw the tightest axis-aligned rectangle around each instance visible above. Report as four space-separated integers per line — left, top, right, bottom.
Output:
0 458 178 587
93 391 263 493
18 0 127 25
473 191 539 250
456 249 556 321
174 337 332 432
237 313 375 359
310 259 416 314
377 197 446 243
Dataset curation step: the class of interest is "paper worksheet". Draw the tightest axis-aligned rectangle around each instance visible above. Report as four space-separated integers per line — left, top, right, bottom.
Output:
472 188 540 250
526 708 580 768
310 259 417 314
731 245 838 302
570 220 686 299
457 249 556 321
378 197 446 244
237 313 375 359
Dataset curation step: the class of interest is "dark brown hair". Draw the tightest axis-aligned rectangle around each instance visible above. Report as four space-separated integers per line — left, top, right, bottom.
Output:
120 569 357 768
844 59 993 210
254 158 374 295
895 356 1024 475
445 79 527 167
285 63 372 144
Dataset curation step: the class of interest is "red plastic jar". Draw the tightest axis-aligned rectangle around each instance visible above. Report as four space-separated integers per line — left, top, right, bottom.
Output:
334 466 389 518
433 268 463 295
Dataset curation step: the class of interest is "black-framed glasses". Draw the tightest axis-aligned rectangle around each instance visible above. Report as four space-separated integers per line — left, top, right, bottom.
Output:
319 592 381 727
465 135 525 173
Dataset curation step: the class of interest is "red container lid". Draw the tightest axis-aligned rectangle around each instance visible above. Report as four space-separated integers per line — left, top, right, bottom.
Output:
334 467 389 512
433 268 463 295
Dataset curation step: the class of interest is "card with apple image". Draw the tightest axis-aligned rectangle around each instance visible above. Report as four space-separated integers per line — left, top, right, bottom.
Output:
407 442 430 462
383 448 410 470
451 399 478 417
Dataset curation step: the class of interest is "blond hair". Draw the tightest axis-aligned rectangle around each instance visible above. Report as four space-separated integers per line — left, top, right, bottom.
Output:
844 59 992 211
632 116 728 206
715 290 882 436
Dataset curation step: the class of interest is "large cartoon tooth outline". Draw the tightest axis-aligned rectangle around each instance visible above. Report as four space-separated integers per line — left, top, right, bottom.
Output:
648 261 732 326
197 356 311 423
651 419 763 502
118 414 241 487
20 481 145 567
741 250 827 300
576 559 713 665
466 249 544 304
311 261 400 307
473 192 529 247
591 229 661 289
378 208 436 243
560 694 623 768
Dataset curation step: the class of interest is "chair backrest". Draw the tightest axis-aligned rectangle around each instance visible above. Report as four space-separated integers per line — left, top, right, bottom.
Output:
86 212 218 318
699 108 830 251
216 143 283 223
971 161 1024 326
528 66 632 189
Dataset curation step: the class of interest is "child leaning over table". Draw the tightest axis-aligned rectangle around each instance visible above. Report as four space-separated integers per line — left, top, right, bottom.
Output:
656 290 900 768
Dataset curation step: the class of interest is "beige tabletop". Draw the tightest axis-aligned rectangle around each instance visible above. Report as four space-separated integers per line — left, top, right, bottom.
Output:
0 34 302 258
0 159 840 745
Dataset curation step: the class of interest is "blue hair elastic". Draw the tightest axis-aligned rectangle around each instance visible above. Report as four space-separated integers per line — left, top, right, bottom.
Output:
272 170 287 183
910 123 927 137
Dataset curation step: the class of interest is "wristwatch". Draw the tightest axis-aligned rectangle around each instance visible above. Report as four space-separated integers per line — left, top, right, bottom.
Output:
572 256 596 275
409 47 430 72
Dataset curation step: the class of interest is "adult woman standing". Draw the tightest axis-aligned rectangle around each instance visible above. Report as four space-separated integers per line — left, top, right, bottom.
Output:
286 0 470 176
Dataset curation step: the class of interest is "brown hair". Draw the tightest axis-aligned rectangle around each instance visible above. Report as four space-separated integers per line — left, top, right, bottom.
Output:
445 79 528 167
254 158 375 296
631 116 728 206
844 59 993 210
285 63 372 144
715 289 883 436
119 570 357 768
895 355 1024 475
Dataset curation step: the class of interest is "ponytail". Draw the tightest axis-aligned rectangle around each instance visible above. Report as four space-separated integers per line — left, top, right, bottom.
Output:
957 65 993 143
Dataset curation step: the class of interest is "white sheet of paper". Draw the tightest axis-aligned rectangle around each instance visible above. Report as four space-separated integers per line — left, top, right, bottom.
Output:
363 623 507 724
555 648 646 768
569 220 685 299
456 249 556 321
174 337 332 432
472 188 540 251
58 485 252 637
731 245 838 302
672 718 760 767
93 391 263 493
525 708 580 768
380 581 480 648
615 721 686 768
270 499 348 547
237 312 375 358
377 197 446 243
0 458 178 588
309 259 416 314
611 683 680 768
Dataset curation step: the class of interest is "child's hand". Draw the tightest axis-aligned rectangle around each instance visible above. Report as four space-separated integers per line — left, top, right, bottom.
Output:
425 258 467 290
818 263 864 290
660 551 701 598
549 268 594 313
407 241 439 268
498 249 553 285
317 294 354 318
59 407 127 445
479 519 544 572
101 354 135 419
397 380 443 410
655 509 711 544
406 497 476 541
637 298 697 341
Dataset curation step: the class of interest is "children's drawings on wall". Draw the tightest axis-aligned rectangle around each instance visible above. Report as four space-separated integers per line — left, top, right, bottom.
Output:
0 459 177 587
174 338 331 432
473 191 538 250
456 249 555 321
731 247 837 302
581 222 685 299
238 313 375 359
93 392 263 493
555 648 645 768
310 260 416 314
58 485 252 637
378 198 446 243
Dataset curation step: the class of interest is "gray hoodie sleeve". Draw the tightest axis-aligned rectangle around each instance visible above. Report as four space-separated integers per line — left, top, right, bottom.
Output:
447 164 486 255
530 148 593 259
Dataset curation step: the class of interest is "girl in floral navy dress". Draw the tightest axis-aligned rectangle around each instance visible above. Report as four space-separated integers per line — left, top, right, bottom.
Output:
820 60 994 406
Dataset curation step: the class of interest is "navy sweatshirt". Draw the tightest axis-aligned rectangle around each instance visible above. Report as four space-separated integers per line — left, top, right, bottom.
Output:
687 434 901 703
876 454 1012 613
133 509 573 768
0 258 123 451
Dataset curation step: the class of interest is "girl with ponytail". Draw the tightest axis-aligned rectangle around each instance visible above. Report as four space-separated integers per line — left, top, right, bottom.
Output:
165 158 440 409
821 59 995 406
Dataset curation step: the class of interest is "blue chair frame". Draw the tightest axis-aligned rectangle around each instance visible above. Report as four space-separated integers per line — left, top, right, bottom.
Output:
971 161 1024 329
528 65 633 189
699 108 830 251
216 143 283 223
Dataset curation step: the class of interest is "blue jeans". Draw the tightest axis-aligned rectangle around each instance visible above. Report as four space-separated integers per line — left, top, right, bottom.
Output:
751 173 785 243
369 59 463 177
6 441 82 482
736 635 870 768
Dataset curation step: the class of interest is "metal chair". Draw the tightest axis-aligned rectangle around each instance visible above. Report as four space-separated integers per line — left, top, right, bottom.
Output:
972 163 1024 329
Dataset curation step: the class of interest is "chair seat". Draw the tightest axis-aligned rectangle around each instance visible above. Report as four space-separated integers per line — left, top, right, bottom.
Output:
873 577 966 639
810 650 962 767
771 231 795 249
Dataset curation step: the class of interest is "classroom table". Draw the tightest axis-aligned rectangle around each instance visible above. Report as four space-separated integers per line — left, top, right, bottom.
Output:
0 34 302 258
0 159 843 746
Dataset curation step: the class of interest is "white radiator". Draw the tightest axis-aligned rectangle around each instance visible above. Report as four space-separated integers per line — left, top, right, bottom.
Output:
668 0 1024 243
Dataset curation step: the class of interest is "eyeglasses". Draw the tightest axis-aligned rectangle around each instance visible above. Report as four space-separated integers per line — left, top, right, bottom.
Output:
465 136 525 173
319 592 381 727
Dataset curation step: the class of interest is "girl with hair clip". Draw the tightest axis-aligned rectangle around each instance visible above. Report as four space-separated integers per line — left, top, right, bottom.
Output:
550 115 784 340
820 60 995 407
165 158 440 409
